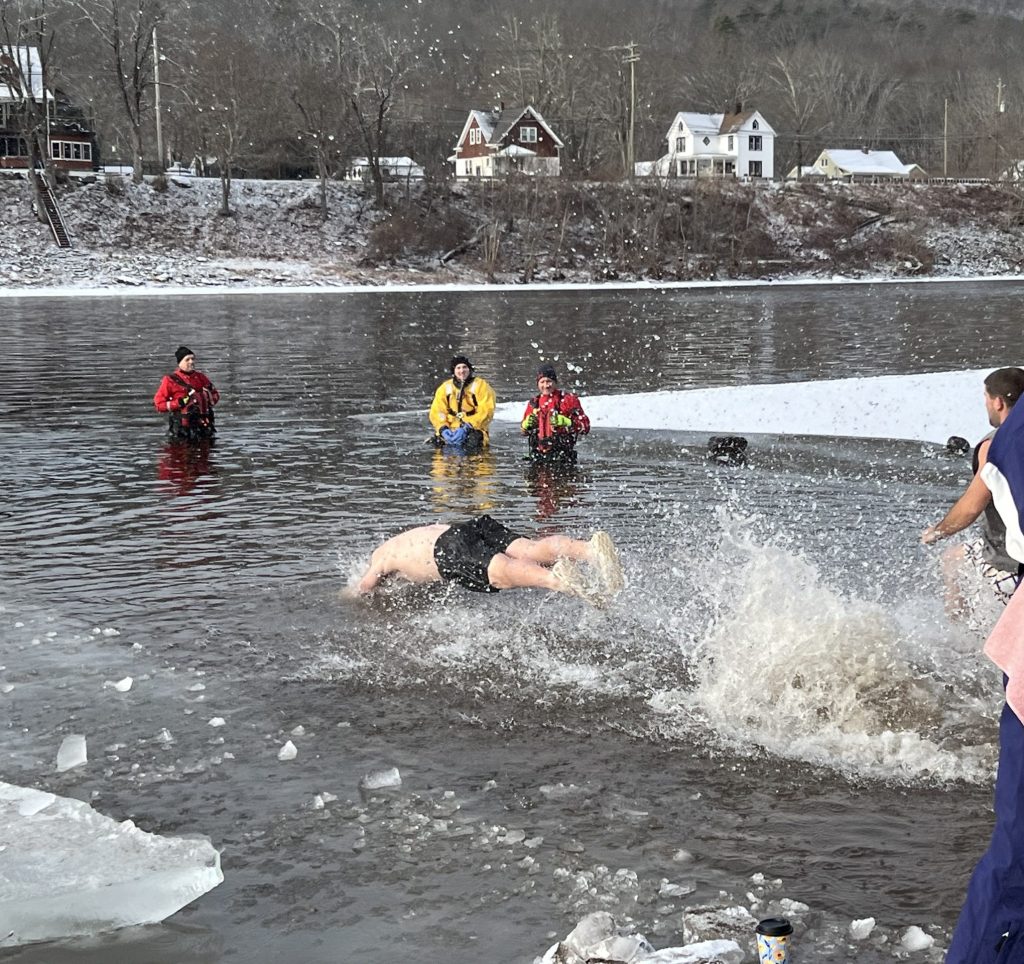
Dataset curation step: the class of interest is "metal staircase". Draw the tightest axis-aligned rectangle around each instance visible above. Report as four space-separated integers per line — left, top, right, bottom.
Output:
32 170 72 249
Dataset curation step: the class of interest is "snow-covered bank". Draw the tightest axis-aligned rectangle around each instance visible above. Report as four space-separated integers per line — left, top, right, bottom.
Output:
2 173 1022 293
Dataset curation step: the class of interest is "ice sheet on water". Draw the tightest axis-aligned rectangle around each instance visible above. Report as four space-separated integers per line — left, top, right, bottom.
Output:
494 367 998 444
0 780 223 947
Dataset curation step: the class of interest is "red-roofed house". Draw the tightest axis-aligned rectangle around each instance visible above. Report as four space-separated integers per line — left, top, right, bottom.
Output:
450 104 562 178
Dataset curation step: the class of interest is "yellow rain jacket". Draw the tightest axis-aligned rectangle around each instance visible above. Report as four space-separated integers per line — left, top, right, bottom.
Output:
429 376 496 444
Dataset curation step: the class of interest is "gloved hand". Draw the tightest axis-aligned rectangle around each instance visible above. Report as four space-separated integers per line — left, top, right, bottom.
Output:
521 413 538 431
441 426 468 445
551 412 572 429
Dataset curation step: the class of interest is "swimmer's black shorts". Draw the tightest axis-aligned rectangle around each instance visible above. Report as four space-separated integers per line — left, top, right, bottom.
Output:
433 515 522 593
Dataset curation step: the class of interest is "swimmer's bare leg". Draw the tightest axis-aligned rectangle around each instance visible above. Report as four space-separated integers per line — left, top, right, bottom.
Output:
504 535 590 566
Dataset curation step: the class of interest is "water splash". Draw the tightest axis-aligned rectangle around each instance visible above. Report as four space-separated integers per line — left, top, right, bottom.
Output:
652 510 998 783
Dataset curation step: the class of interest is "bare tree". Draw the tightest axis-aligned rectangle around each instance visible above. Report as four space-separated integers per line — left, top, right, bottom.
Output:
341 17 419 208
0 0 59 193
73 0 160 183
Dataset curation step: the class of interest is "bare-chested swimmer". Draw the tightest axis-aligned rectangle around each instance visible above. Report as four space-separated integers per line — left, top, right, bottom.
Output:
351 514 624 605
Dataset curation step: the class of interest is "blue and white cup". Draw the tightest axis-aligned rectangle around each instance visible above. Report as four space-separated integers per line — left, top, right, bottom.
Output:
756 917 794 963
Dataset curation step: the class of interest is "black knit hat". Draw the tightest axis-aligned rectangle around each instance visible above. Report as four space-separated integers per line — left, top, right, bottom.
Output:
451 355 473 374
175 346 194 363
537 364 557 382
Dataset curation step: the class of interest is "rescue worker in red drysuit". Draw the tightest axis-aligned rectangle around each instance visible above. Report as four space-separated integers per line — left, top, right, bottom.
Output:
521 364 590 463
153 346 220 441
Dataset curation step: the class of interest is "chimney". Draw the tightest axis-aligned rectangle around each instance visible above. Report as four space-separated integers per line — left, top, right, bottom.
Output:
861 145 870 154
734 101 742 115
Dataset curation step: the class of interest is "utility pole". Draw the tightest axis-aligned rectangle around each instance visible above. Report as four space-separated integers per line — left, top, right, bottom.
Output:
943 97 948 179
624 41 639 178
994 77 1006 179
153 26 163 171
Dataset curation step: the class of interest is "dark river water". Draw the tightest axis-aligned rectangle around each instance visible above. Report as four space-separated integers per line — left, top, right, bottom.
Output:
2 280 1024 963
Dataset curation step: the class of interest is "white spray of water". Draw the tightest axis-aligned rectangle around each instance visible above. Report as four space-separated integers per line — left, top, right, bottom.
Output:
650 512 998 783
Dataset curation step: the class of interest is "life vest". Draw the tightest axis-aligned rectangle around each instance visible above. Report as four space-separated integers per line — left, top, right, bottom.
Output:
445 376 480 421
167 372 216 440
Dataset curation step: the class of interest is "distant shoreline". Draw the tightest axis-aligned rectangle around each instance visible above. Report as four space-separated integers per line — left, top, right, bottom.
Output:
1 272 1021 299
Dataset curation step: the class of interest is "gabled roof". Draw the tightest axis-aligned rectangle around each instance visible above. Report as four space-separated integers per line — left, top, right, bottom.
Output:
351 156 420 168
0 45 46 103
453 104 564 153
671 112 724 134
669 109 775 137
821 149 915 176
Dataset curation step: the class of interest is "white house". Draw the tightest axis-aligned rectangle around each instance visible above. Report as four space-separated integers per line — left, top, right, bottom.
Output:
449 105 562 179
343 156 424 181
661 108 775 179
793 149 927 181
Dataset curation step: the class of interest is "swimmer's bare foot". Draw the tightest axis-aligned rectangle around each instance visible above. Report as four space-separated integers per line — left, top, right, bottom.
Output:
588 531 624 595
552 559 605 607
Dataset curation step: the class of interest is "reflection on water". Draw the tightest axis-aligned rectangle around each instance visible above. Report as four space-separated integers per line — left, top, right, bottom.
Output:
156 440 218 498
429 448 499 516
524 461 587 522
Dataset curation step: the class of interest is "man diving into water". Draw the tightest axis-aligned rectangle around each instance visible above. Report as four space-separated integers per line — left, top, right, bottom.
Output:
351 515 624 605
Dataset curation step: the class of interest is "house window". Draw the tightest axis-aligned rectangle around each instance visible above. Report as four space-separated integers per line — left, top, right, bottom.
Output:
676 136 685 152
752 119 759 130
0 136 28 156
520 126 538 143
749 160 763 177
51 140 91 161
702 136 710 146
727 135 734 151
749 135 762 151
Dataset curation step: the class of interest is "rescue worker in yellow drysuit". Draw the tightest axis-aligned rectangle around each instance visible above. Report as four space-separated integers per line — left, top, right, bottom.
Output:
429 355 496 451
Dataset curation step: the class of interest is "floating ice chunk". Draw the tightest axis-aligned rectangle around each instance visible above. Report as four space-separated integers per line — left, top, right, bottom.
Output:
638 940 743 963
104 677 133 692
101 627 120 637
539 912 743 964
901 926 934 951
850 917 876 940
1 683 13 694
360 767 401 790
0 780 222 947
208 718 225 728
187 683 206 692
290 725 305 736
56 735 87 772
320 791 338 804
17 789 55 817
659 878 696 898
155 728 174 744
277 741 297 761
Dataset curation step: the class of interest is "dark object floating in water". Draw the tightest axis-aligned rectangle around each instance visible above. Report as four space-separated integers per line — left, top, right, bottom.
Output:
946 435 970 456
707 435 748 466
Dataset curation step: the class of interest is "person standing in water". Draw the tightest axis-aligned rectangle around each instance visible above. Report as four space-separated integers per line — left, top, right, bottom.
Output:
429 355 495 451
521 364 590 462
922 367 1024 617
153 346 220 441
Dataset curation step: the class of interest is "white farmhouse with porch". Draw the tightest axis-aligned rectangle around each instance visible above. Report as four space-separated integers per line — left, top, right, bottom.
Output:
661 108 775 178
